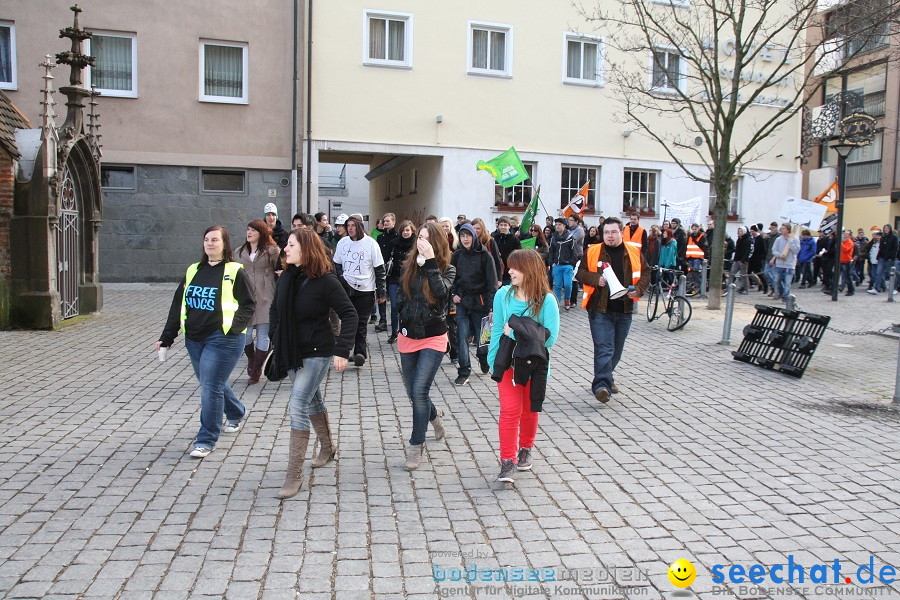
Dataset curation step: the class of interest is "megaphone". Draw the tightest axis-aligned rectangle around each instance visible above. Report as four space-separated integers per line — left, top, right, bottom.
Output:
600 262 628 299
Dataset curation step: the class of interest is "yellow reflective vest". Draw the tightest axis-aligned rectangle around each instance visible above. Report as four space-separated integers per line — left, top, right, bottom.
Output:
180 262 246 335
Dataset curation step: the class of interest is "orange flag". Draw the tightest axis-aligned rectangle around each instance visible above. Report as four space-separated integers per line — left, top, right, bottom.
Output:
563 181 590 219
811 181 838 214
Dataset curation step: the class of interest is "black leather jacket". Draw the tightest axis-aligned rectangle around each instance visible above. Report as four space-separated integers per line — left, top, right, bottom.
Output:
397 259 456 339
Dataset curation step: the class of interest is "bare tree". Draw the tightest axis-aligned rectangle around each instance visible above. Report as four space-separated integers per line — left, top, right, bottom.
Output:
578 0 898 309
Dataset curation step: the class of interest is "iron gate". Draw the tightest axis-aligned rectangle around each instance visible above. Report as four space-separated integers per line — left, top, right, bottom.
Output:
57 167 79 319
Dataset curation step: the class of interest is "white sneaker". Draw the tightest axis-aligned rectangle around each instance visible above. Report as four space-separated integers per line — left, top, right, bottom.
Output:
867 288 878 295
190 446 211 458
223 420 243 433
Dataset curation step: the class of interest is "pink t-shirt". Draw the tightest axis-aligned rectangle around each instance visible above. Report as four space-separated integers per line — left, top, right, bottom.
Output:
397 332 449 354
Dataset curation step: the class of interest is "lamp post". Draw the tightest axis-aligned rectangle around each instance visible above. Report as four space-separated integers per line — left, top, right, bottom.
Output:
830 140 855 302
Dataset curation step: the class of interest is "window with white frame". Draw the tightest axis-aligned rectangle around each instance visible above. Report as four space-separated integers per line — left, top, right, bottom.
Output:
364 11 412 68
496 163 535 208
623 169 658 215
560 166 598 212
564 34 603 85
708 178 741 218
87 32 137 97
200 41 248 103
468 22 512 77
650 48 685 93
0 22 16 90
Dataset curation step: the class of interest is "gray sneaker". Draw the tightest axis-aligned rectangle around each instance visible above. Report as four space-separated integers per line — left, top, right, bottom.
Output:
497 459 515 483
516 448 533 471
190 445 211 459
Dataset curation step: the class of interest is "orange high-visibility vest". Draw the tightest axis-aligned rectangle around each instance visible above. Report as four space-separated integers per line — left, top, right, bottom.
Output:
686 233 705 259
581 243 643 308
622 225 645 251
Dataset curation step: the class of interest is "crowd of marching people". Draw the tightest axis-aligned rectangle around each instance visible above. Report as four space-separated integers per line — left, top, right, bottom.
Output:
155 201 897 491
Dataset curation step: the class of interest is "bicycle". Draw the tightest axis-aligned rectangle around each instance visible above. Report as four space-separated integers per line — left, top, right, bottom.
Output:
646 267 692 331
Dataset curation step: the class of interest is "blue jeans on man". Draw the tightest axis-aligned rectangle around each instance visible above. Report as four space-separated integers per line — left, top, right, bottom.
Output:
772 266 794 300
552 264 574 303
588 311 632 395
871 258 892 291
184 330 246 450
388 278 401 335
400 349 443 445
456 304 488 378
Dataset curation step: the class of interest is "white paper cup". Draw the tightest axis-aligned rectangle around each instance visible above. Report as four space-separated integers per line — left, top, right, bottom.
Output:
158 347 168 362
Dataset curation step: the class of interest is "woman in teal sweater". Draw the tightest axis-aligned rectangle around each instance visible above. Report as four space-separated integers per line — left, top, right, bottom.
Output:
487 250 560 484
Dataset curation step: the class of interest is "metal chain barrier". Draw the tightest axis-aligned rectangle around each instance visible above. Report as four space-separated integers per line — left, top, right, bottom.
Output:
778 296 894 337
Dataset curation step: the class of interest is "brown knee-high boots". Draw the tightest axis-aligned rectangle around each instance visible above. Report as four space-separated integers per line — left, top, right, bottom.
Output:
247 349 269 384
278 429 309 500
309 411 337 468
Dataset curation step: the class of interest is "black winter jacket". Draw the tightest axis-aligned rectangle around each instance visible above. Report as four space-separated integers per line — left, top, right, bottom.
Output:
878 232 898 261
397 259 456 339
269 269 358 368
450 238 498 312
492 232 521 270
388 235 414 279
490 315 551 412
271 220 289 250
734 232 752 262
548 230 578 266
377 229 398 263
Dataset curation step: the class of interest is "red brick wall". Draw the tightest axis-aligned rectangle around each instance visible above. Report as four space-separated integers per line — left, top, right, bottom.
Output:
0 152 13 283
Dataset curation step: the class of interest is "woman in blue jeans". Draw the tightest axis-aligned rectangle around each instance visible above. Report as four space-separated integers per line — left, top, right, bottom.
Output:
269 228 357 499
157 225 256 459
397 222 455 470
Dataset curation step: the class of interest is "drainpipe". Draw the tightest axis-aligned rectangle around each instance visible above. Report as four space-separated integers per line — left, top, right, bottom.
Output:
290 0 299 218
305 0 313 214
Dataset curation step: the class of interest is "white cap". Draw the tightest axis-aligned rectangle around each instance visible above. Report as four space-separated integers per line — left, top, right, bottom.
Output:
335 213 349 226
264 202 278 216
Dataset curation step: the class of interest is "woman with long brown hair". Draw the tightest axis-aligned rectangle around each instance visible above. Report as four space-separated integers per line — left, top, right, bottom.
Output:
234 219 281 383
269 228 358 498
487 249 559 484
156 225 255 459
396 222 456 470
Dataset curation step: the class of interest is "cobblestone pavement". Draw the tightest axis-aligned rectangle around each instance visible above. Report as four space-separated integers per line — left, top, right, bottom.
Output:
0 283 898 600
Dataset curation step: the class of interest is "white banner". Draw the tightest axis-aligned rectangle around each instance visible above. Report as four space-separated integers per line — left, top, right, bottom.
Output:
778 196 828 228
661 197 703 227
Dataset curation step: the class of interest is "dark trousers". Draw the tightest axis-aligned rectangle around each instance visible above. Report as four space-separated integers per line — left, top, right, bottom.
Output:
349 291 375 357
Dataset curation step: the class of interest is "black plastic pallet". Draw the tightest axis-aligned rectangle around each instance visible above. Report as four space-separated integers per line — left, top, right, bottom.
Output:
731 304 831 378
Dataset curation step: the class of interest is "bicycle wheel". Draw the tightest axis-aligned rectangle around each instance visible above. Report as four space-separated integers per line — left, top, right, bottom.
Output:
666 296 692 331
646 286 660 322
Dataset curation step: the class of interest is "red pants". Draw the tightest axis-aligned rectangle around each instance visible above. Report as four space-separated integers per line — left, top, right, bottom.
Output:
497 370 539 461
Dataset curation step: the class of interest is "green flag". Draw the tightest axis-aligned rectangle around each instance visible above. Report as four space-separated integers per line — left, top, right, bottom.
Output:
476 147 529 188
518 185 540 249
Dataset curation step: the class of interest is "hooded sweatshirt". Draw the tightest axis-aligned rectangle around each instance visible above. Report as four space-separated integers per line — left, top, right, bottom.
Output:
450 223 498 312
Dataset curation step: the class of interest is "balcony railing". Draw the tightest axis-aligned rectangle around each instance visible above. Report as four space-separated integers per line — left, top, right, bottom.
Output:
846 161 882 188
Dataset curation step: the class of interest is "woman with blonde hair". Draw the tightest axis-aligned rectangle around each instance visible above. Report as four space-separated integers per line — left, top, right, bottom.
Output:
397 222 456 469
234 219 281 383
487 249 559 484
439 217 459 251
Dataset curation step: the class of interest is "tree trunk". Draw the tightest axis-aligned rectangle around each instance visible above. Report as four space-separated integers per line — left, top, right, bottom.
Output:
707 194 730 310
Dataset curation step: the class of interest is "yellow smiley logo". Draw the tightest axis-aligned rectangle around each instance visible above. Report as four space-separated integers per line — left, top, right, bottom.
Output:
668 559 697 588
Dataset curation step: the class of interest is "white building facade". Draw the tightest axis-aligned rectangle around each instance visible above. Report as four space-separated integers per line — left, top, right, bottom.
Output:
306 1 802 232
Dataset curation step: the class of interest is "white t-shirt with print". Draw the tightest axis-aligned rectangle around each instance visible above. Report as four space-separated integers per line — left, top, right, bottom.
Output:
334 235 384 293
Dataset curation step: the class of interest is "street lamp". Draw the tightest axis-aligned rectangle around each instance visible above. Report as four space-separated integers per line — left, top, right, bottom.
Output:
830 140 855 302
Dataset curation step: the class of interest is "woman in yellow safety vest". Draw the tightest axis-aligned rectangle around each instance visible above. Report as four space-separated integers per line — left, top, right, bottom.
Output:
156 225 256 459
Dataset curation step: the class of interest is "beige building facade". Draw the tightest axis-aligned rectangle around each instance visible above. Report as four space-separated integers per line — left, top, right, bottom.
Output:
307 1 802 232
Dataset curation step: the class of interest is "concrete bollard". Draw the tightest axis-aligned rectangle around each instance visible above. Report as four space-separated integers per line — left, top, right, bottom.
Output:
678 274 686 298
894 324 900 404
719 282 737 345
889 267 896 303
785 294 796 312
700 259 708 299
